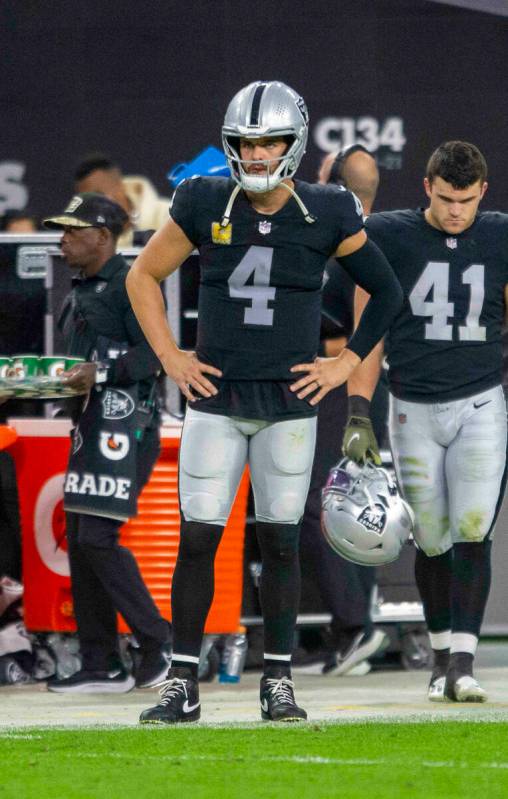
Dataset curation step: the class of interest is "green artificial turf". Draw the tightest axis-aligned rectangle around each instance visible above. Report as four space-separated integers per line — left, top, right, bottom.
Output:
1 722 508 799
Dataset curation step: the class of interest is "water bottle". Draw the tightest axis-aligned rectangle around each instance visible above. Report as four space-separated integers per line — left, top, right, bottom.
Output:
46 633 82 679
219 630 248 683
249 561 262 589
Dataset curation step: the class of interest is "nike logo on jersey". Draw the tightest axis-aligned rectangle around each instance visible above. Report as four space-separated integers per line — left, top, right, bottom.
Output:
183 700 201 714
346 433 360 447
261 698 269 713
473 399 492 409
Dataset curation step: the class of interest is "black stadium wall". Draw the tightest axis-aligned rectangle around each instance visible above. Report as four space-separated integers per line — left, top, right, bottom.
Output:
1 0 507 219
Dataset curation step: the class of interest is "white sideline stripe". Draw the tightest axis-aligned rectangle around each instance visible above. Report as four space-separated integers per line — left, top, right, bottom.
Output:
41 751 508 769
3 715 508 734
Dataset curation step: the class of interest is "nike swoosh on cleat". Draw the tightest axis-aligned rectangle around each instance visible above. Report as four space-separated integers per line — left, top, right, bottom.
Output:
473 399 491 409
182 700 200 714
261 698 269 712
346 433 360 447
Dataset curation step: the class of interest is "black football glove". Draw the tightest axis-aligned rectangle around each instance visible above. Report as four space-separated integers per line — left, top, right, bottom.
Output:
342 396 381 465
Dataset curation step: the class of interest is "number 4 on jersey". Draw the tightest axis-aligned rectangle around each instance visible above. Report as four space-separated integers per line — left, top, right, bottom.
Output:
228 246 275 326
409 261 486 342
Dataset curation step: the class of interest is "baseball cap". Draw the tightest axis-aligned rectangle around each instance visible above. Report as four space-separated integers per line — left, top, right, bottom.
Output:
43 192 128 236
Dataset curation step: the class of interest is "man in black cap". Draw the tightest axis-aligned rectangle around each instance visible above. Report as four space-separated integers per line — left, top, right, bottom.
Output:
43 192 170 693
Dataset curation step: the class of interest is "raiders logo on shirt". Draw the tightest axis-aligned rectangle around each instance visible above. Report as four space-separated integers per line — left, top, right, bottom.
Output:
101 389 135 420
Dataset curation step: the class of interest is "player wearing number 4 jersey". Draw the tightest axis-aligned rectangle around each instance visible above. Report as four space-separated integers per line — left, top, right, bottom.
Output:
126 80 402 724
345 141 508 704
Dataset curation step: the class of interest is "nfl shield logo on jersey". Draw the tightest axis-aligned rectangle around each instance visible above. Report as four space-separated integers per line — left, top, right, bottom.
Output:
446 237 457 249
258 220 271 235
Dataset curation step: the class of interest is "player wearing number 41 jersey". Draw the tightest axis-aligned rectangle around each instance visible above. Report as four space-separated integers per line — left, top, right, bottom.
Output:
126 80 402 724
345 141 508 705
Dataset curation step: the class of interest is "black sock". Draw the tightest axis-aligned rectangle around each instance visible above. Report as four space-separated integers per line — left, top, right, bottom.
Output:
414 548 452 633
449 652 474 677
452 541 492 636
256 522 301 665
263 658 291 679
170 520 224 662
170 660 199 679
431 648 450 680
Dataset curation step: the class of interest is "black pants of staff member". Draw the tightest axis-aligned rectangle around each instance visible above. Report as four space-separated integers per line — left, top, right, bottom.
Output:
65 427 169 671
299 383 379 642
0 451 22 582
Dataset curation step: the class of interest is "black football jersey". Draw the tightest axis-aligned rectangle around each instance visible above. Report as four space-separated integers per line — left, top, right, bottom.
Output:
366 210 508 401
170 176 363 419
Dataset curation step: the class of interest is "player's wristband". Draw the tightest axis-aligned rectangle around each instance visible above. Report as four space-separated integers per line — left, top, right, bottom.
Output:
348 395 371 417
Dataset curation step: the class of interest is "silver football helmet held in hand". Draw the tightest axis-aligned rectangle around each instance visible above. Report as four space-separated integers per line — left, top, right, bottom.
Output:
321 458 415 566
222 80 309 193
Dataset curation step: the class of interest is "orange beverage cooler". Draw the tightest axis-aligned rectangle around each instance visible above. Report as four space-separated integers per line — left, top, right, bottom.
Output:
8 418 248 635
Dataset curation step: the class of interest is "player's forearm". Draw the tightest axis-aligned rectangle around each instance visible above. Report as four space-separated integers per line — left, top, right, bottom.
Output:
347 344 383 399
347 287 383 399
338 239 402 361
126 267 179 366
323 335 348 357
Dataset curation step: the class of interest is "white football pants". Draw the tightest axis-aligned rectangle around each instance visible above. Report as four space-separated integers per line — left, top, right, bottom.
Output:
389 385 507 556
179 406 317 526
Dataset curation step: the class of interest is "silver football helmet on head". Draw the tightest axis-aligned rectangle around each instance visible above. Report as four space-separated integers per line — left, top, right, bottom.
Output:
321 458 415 567
222 80 309 193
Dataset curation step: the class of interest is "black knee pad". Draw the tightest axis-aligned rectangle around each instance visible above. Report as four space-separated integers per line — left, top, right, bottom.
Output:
256 522 300 563
178 521 224 561
453 539 492 580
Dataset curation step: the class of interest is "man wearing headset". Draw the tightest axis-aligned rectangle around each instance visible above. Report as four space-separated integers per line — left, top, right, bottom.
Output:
298 145 389 676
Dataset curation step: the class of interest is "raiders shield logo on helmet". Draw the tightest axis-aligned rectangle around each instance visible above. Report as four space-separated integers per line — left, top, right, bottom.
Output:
358 504 386 535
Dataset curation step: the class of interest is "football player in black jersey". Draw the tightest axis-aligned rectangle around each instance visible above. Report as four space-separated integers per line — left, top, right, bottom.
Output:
127 80 402 724
345 141 508 703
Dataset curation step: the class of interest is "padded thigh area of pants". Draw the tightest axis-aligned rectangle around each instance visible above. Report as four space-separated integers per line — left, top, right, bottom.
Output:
179 415 228 478
250 416 317 524
179 408 248 524
268 419 317 474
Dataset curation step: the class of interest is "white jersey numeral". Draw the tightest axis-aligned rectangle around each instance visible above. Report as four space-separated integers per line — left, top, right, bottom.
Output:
228 246 275 326
409 261 486 342
459 264 486 341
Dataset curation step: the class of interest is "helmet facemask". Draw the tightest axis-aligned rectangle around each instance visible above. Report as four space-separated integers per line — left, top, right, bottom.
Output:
223 133 303 193
222 81 309 194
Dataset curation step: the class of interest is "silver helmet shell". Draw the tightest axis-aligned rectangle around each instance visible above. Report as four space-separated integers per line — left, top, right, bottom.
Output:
222 81 309 193
321 458 415 567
